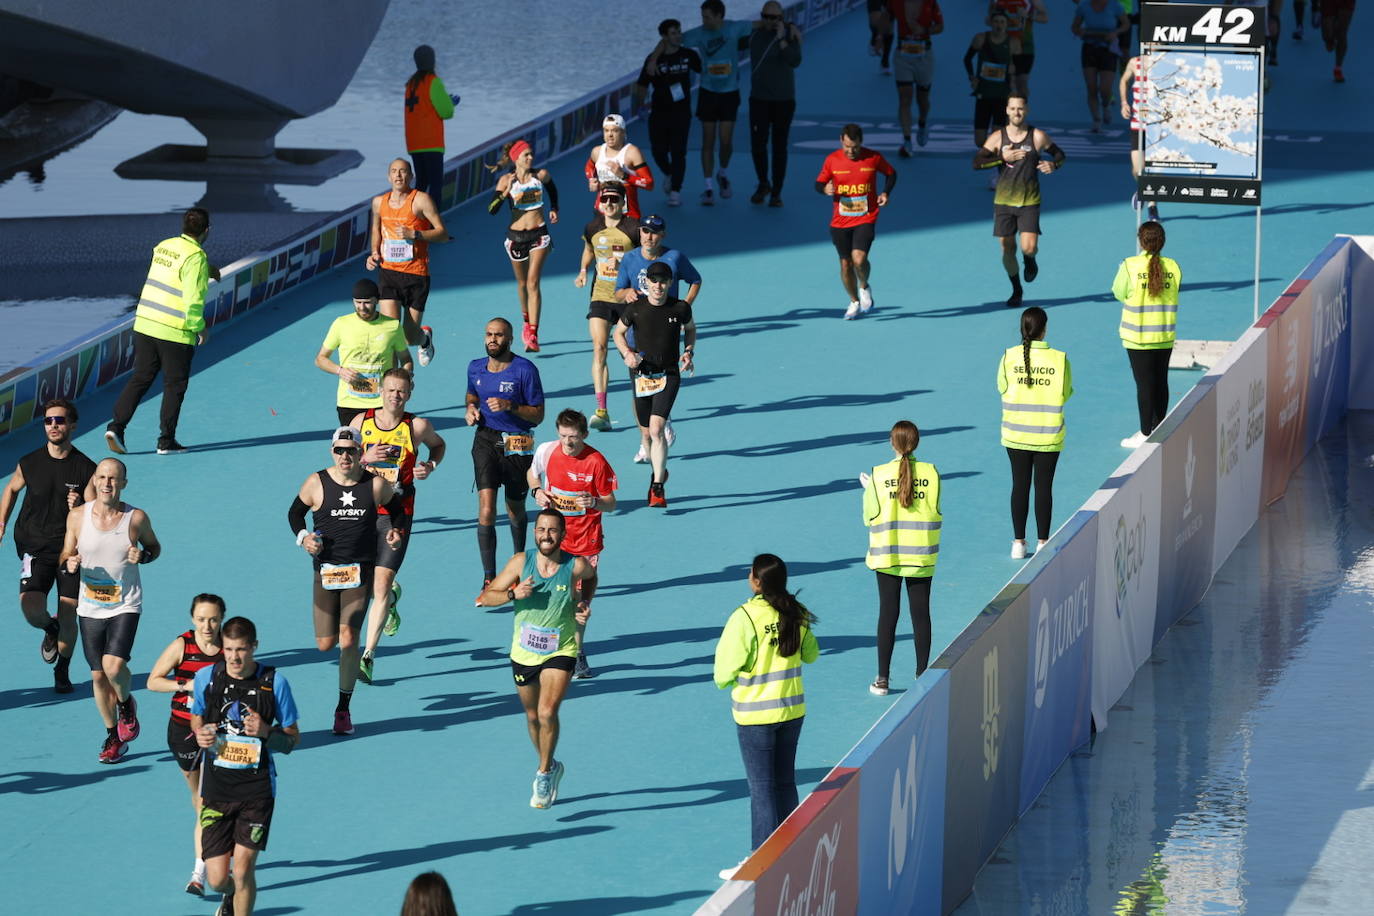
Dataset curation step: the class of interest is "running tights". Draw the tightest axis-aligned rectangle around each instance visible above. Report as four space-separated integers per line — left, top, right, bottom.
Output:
1007 448 1060 542
1127 347 1172 435
875 572 933 679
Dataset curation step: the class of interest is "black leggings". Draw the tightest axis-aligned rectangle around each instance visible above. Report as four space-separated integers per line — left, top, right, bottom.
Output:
1007 448 1060 541
648 106 692 193
1127 347 1172 435
876 572 932 679
748 98 796 193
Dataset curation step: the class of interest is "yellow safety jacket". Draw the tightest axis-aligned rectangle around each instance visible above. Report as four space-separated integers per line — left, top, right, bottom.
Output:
1113 253 1181 349
864 458 941 575
998 341 1072 452
133 235 208 346
714 595 819 726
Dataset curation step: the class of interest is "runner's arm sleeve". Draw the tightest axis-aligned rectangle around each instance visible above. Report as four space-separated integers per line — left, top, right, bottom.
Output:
677 254 702 286
1043 140 1066 169
430 77 456 119
626 161 654 189
963 45 978 77
288 496 309 535
973 146 1002 170
712 609 754 689
544 176 560 211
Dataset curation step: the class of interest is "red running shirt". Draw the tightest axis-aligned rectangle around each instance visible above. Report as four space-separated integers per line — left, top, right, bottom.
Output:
816 148 896 228
532 442 618 557
888 0 944 39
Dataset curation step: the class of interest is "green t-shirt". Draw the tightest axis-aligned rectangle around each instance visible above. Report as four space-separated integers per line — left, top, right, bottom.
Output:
510 551 579 666
323 312 408 408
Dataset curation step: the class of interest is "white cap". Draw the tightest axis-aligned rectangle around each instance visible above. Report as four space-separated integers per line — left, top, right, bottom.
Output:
603 114 625 130
331 426 362 447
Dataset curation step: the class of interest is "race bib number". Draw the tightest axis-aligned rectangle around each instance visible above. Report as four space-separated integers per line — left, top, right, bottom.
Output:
320 562 362 590
634 372 667 398
503 433 534 456
515 188 543 209
669 82 685 103
898 40 927 57
382 237 413 263
82 574 121 607
213 734 262 770
519 623 562 656
707 61 732 77
371 463 400 483
980 62 1008 82
347 372 381 399
548 486 587 518
596 254 622 281
20 553 32 580
838 195 870 217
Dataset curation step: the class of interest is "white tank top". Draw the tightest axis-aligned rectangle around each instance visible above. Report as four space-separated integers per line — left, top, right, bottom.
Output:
76 501 142 619
595 144 630 183
508 173 545 212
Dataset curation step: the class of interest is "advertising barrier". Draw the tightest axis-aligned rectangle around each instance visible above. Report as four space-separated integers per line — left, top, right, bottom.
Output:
1208 327 1267 564
1347 235 1374 408
1153 382 1219 642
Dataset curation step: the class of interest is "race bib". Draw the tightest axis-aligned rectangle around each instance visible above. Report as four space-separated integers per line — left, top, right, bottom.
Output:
669 82 685 103
596 254 622 281
548 486 587 518
320 562 362 590
707 61 732 77
515 188 543 210
503 433 534 456
838 194 870 217
82 574 121 607
371 463 400 484
382 237 413 263
347 372 381 399
634 372 667 398
213 734 263 770
980 62 1008 82
519 622 562 656
898 40 928 57
20 553 32 580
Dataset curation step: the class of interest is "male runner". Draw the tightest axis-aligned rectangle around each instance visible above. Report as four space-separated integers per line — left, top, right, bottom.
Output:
973 96 1066 308
467 318 545 595
585 114 655 220
349 368 446 684
613 261 697 507
528 409 618 678
1320 0 1355 82
366 158 449 366
815 124 897 319
990 0 1047 98
635 19 702 207
60 457 161 763
0 398 95 693
316 278 412 427
191 615 299 916
576 183 641 431
1119 53 1160 222
287 427 403 736
613 214 703 308
479 510 596 809
967 9 1020 160
885 0 945 157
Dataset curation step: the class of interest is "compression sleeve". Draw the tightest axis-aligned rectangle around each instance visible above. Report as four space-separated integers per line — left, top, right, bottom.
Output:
626 162 655 190
1043 141 1066 169
487 188 505 215
288 496 309 535
963 46 977 77
973 147 1002 170
584 157 597 180
545 177 560 212
383 490 407 523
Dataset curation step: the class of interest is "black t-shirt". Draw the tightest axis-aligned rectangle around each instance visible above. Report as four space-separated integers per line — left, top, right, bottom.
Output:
637 47 701 109
620 297 693 374
13 446 97 558
312 470 378 567
198 662 282 802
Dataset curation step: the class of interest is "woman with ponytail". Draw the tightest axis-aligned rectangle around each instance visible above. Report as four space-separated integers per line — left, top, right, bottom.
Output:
997 306 1072 559
714 553 819 877
488 139 560 353
859 419 941 695
1112 219 1181 448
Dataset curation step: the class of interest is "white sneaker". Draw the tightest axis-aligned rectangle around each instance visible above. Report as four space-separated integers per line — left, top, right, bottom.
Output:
417 325 435 367
664 419 676 448
858 286 874 313
633 443 649 463
667 190 682 207
1011 540 1027 560
844 300 861 320
718 859 748 881
1120 431 1148 448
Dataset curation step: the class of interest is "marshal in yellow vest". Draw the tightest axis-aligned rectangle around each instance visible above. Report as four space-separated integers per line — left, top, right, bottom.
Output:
713 595 819 726
863 457 941 576
997 340 1073 452
133 235 209 346
1112 252 1181 349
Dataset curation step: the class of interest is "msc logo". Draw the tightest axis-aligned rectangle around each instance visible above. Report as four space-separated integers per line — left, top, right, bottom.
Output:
888 737 918 889
982 646 1000 781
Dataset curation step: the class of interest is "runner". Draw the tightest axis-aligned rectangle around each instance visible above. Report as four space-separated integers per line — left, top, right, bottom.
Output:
145 593 226 897
973 96 1066 308
315 278 412 427
488 140 559 352
1294 0 1307 38
466 318 546 594
404 44 460 202
997 307 1072 559
365 158 449 367
528 409 618 678
349 368 446 684
478 509 596 809
747 2 802 205
814 123 897 319
287 427 403 736
60 457 161 763
191 615 300 916
1071 0 1128 132
885 0 944 158
613 214 703 310
1119 53 1160 222
633 18 702 208
613 261 697 507
1112 220 1181 448
585 114 655 220
990 0 1048 98
576 183 641 431
0 397 95 694
1321 0 1355 82
966 9 1019 164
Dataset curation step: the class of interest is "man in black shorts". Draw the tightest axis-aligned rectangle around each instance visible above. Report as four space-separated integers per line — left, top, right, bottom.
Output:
192 615 299 916
973 96 1065 308
815 124 897 319
466 318 546 593
366 158 449 366
0 398 96 693
612 261 697 507
575 183 640 431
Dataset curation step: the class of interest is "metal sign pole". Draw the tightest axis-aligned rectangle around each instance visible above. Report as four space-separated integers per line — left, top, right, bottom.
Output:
1253 44 1265 321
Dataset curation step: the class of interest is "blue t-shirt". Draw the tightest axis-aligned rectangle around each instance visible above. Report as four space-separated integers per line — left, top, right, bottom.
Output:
466 355 544 434
615 247 702 301
1075 1 1123 47
681 20 754 93
191 663 298 796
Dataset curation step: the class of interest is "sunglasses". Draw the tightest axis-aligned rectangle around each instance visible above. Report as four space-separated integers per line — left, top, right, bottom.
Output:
599 195 623 203
43 416 69 426
763 13 782 20
333 446 359 455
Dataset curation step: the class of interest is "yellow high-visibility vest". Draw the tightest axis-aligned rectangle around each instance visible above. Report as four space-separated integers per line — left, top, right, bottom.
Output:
1113 253 1181 349
726 596 812 726
134 235 207 345
999 342 1070 451
864 458 941 573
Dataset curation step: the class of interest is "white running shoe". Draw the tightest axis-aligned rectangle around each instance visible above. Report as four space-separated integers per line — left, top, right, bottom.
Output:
633 443 649 463
417 325 435 367
858 286 874 313
1120 431 1148 448
104 429 126 454
844 300 861 320
718 859 748 881
1011 540 1027 560
664 419 676 448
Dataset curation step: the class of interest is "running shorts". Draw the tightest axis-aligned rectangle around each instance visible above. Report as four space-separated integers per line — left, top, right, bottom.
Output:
1081 43 1118 71
200 797 275 857
377 268 431 314
974 97 1011 133
829 223 877 258
586 300 622 324
631 371 681 427
994 204 1042 237
505 226 551 262
168 716 200 772
511 654 576 686
375 514 410 572
472 427 533 499
79 612 140 669
19 551 79 599
312 565 374 637
696 89 741 122
1012 52 1034 75
893 45 935 87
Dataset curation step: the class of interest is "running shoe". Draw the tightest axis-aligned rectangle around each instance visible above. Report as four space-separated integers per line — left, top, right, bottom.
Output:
116 695 140 742
530 759 566 809
186 863 207 897
156 440 189 455
40 620 58 664
717 173 732 198
1023 259 1039 283
1006 291 1023 309
54 667 73 694
521 322 534 350
1292 25 1303 40
104 429 126 454
648 482 668 508
916 124 929 147
475 577 493 607
750 182 770 205
666 190 682 207
768 196 784 208
525 326 541 353
898 140 913 159
633 443 649 463
216 888 235 916
333 709 354 736
700 189 715 206
573 653 595 680
589 409 612 431
1120 431 1148 449
383 581 402 636
858 286 874 313
1011 541 1028 560
664 419 676 448
844 300 861 320
1334 66 1345 83
869 676 890 697
1147 203 1160 223
718 859 748 881
418 325 436 366
98 734 129 763
1090 119 1102 134
358 654 374 685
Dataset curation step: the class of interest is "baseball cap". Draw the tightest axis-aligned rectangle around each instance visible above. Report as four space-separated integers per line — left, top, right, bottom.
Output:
603 114 626 130
645 261 673 281
352 278 379 300
641 214 666 232
331 426 362 448
598 180 626 199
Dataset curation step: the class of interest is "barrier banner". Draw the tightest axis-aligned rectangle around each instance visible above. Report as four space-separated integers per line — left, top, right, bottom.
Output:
1259 280 1313 505
1209 328 1267 564
696 881 754 916
935 588 1029 911
850 671 949 916
1089 446 1162 730
1303 242 1352 452
1154 384 1218 642
97 328 136 388
1019 512 1095 810
737 766 861 915
1347 237 1374 408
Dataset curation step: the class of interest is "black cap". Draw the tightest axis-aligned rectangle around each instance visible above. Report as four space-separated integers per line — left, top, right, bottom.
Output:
645 261 673 281
352 278 379 300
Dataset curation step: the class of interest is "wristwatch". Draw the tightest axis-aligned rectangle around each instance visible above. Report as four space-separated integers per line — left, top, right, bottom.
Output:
507 587 517 601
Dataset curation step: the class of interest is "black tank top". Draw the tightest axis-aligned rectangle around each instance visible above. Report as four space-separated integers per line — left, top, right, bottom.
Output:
170 630 219 721
14 446 97 557
994 124 1042 208
313 469 377 566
